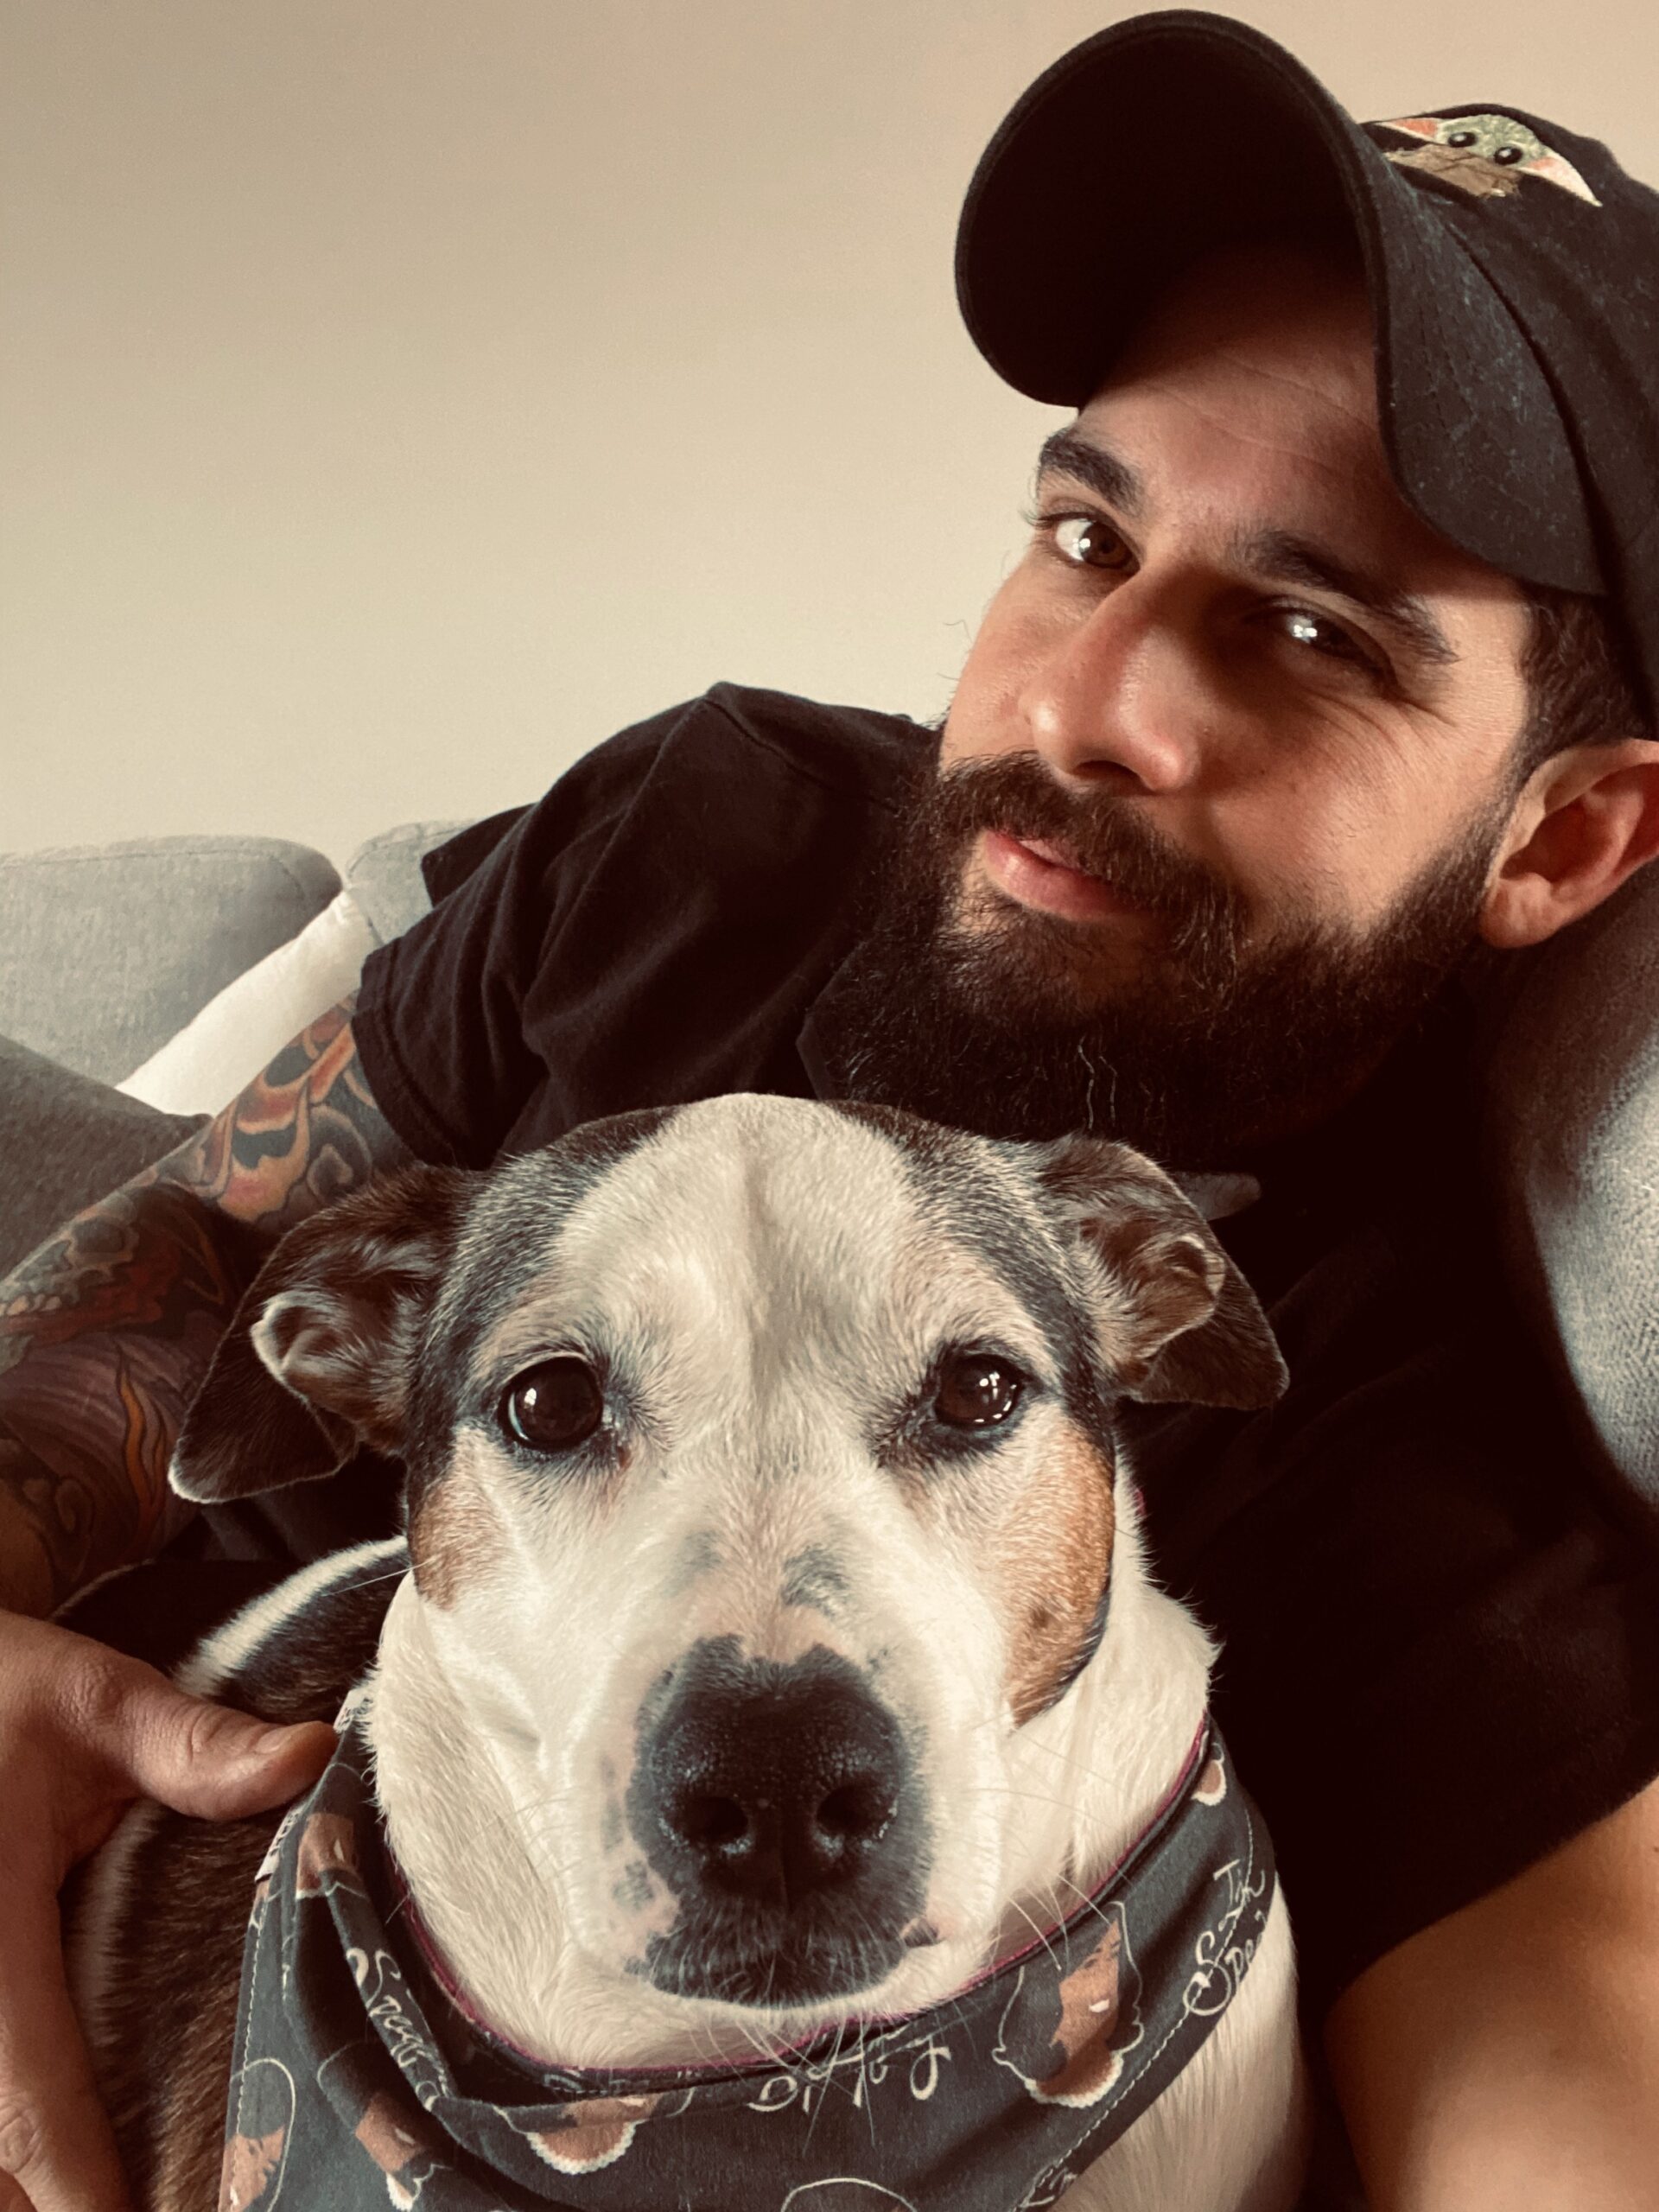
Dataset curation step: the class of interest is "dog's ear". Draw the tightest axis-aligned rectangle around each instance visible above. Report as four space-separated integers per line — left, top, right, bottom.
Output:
1033 1136 1287 1411
170 1166 475 1503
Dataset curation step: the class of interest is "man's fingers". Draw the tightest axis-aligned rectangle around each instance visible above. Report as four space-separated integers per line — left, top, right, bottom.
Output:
0 1884 132 2212
0 1615 331 2212
48 1628 336 1821
119 1692 338 1821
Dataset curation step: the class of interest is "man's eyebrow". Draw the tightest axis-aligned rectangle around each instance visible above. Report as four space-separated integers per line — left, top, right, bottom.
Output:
1235 526 1459 667
1033 428 1143 516
1031 438 1459 669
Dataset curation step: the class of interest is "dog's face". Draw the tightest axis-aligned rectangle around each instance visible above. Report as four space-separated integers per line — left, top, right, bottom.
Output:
174 1096 1283 2035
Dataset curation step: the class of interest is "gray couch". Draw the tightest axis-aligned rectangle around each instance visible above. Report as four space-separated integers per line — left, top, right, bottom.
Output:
3 823 1656 1514
0 825 454 1276
0 827 449 1084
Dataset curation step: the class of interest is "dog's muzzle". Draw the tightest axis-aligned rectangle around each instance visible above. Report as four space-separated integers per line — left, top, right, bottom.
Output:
628 1637 931 2006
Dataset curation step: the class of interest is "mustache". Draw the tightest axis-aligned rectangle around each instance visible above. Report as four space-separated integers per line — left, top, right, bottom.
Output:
923 751 1243 944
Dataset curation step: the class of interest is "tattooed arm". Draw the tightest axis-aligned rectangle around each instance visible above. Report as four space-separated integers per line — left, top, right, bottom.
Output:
0 996 411 1617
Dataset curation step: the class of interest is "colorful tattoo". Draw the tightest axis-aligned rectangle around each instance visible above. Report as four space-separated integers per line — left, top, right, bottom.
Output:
0 995 410 1612
188 998 403 1230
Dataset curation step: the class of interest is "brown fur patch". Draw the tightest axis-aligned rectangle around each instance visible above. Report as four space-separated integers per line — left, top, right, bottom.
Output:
76 1806 279 2212
175 1168 473 1502
998 1422 1116 1727
1087 1212 1219 1385
408 1448 508 1609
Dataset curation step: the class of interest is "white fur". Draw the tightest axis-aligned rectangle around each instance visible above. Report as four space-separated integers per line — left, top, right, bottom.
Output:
172 1536 406 1699
366 1481 1305 2207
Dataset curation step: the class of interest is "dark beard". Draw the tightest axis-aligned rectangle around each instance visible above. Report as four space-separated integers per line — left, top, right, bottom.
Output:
813 746 1504 1166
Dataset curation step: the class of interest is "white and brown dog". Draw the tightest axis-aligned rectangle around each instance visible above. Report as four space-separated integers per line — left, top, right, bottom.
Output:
67 1095 1307 2212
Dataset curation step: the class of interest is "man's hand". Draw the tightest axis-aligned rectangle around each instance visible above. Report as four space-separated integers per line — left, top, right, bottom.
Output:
1326 1772 1659 2210
0 1611 334 2212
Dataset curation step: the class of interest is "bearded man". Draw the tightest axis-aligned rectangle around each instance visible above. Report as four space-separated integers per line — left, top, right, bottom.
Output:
3 14 1659 2210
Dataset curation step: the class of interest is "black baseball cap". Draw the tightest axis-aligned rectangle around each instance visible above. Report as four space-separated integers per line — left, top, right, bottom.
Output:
956 10 1659 717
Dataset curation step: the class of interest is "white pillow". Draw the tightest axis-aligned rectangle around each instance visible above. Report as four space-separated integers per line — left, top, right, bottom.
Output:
118 887 377 1117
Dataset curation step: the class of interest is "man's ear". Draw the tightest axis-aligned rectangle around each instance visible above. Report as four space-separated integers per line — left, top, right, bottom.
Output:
170 1166 475 1503
1033 1135 1287 1411
1481 741 1659 950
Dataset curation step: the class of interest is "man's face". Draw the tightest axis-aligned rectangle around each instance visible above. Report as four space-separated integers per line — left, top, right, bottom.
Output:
826 243 1535 1162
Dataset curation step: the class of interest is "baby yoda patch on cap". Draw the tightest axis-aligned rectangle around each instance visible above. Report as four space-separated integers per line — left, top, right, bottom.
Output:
1377 112 1602 204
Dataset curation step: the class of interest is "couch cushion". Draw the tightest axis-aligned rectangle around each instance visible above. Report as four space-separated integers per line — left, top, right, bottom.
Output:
0 837 340 1084
345 820 473 948
115 822 474 1116
0 1033 203 1274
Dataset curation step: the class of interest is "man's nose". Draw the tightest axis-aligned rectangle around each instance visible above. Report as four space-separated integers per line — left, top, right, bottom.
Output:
1018 580 1207 792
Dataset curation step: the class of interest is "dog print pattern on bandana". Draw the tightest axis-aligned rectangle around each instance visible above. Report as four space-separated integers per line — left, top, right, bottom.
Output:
217 1717 1274 2211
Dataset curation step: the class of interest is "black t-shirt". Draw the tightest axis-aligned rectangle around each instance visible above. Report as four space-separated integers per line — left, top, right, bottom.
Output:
352 680 1659 2016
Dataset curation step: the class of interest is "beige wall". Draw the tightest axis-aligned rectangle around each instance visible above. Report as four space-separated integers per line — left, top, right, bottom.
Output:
4 0 1656 866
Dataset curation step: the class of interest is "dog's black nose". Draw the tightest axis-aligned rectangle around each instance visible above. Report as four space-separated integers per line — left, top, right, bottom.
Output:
636 1643 913 1912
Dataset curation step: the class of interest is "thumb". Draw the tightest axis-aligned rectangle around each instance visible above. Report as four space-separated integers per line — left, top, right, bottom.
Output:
110 1677 337 1821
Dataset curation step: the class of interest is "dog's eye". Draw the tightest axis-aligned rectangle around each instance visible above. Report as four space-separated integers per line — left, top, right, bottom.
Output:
500 1359 604 1452
934 1352 1024 1429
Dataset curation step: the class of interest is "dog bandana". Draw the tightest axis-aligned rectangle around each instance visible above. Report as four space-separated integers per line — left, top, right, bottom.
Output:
219 1713 1274 2212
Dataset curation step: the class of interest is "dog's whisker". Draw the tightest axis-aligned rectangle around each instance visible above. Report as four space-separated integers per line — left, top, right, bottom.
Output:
343 1564 410 1592
1002 1894 1065 1979
1047 1869 1125 1938
960 1778 1090 1818
1011 1727 1127 1791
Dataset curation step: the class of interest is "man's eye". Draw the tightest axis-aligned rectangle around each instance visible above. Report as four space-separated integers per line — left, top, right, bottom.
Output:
1027 508 1135 573
1276 606 1381 673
